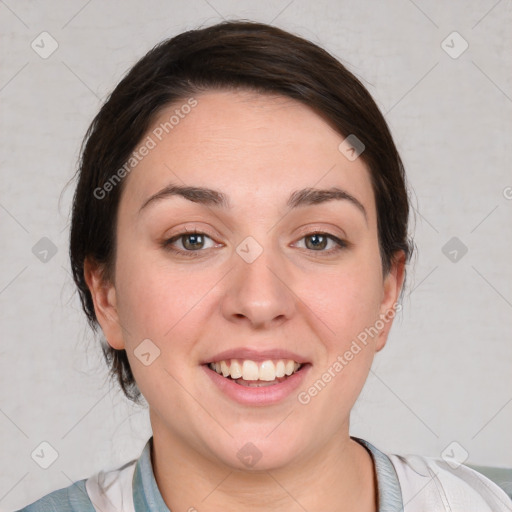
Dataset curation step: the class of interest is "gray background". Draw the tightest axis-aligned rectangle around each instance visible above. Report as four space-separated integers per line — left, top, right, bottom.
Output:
1 0 511 509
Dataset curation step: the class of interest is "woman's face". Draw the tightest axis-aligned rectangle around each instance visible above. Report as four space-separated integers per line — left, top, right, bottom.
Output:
87 90 404 470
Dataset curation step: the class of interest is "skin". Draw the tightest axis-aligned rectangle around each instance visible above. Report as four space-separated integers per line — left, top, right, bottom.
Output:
85 90 405 512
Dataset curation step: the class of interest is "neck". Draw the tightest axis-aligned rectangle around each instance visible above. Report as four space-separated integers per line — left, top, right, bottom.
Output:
150 416 377 512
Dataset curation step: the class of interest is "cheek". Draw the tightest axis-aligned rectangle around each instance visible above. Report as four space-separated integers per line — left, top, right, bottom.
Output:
294 269 383 422
116 267 195 338
112 255 209 398
113 241 220 351
306 259 383 337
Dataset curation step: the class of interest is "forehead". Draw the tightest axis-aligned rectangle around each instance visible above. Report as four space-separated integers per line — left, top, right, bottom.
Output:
120 90 376 220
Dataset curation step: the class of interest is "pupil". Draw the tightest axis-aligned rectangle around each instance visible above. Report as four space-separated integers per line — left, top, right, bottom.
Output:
307 234 326 250
185 234 203 249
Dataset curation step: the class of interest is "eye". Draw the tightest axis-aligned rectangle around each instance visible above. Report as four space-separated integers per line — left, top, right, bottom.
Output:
162 231 218 257
162 230 348 258
294 232 347 254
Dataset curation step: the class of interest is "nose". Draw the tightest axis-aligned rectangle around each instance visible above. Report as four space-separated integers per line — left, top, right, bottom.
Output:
221 243 296 329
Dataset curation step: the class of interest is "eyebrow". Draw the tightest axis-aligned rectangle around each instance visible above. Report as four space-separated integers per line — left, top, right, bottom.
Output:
139 183 367 221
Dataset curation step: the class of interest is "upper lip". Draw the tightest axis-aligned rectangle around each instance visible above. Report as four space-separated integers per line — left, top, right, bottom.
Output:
202 347 311 365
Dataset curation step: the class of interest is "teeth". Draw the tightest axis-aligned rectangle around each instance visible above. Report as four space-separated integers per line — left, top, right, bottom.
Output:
285 360 295 376
259 360 275 381
208 359 302 381
230 360 242 379
242 360 260 380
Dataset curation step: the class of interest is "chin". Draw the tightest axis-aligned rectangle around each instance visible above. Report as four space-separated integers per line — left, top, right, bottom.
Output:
204 432 303 473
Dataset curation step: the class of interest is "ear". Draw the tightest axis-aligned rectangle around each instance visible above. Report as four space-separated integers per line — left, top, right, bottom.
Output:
375 251 406 352
83 258 125 350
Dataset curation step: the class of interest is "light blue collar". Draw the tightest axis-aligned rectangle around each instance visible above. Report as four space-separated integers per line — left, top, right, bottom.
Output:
132 437 403 511
132 438 170 511
353 437 404 511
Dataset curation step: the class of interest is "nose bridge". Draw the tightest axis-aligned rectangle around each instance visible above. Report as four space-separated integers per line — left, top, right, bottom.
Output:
222 233 295 328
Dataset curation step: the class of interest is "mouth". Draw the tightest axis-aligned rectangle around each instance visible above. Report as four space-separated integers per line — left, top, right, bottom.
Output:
202 357 312 405
206 358 307 387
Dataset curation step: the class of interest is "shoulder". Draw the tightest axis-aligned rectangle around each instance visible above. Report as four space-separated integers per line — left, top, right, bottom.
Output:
85 456 138 511
15 457 138 512
388 453 512 512
15 479 96 512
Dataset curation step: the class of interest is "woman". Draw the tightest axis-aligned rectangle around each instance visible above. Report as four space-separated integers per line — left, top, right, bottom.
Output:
18 20 511 512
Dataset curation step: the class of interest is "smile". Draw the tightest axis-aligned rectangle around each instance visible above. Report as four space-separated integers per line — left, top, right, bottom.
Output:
203 359 311 405
208 359 303 387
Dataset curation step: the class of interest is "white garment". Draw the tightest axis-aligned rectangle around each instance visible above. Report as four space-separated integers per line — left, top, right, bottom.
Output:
388 454 512 511
86 458 137 512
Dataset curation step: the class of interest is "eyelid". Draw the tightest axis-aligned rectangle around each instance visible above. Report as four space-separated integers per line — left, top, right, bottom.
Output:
162 224 220 242
293 223 348 241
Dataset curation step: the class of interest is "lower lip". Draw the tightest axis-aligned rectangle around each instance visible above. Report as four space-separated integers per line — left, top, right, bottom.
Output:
202 364 311 406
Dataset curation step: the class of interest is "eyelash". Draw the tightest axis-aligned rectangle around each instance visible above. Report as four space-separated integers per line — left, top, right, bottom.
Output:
162 230 348 258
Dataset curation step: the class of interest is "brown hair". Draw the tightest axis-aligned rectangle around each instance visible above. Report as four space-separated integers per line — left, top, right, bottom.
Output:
69 20 413 402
